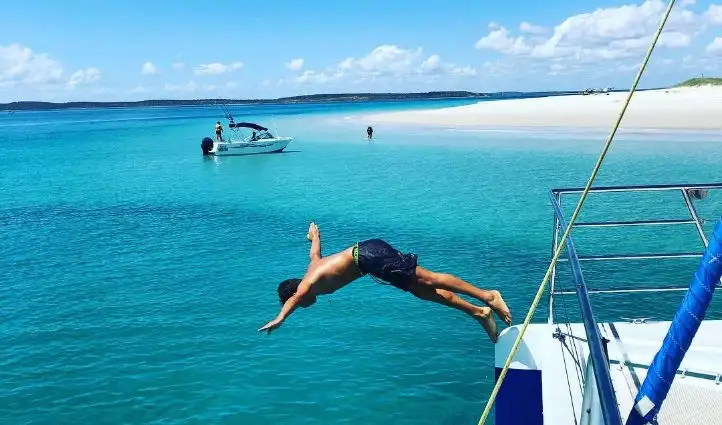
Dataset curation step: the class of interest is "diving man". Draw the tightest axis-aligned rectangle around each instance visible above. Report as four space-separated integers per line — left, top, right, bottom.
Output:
258 223 511 342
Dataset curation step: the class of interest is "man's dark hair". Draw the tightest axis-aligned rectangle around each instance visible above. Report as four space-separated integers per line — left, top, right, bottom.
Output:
278 278 302 304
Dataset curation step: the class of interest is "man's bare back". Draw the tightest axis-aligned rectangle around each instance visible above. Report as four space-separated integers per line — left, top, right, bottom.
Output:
302 247 360 296
258 223 511 342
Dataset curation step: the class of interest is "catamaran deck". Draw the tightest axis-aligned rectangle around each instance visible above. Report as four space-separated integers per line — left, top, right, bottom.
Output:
493 183 722 425
495 320 722 424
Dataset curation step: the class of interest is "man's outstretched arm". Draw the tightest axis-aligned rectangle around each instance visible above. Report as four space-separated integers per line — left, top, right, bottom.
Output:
258 279 312 334
307 222 322 263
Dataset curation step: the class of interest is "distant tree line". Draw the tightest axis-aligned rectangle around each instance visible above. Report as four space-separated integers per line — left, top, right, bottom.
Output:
1 91 489 111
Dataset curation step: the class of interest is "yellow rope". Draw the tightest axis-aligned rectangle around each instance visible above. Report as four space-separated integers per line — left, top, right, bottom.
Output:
476 1 677 424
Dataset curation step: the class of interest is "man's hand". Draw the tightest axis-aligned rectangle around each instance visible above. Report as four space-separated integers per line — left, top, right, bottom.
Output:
258 318 283 335
307 222 319 241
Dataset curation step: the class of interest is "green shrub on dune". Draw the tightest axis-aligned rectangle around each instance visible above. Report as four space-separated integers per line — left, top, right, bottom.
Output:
675 77 722 87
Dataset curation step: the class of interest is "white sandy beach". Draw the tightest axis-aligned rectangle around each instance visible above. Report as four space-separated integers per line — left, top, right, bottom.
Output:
366 87 722 131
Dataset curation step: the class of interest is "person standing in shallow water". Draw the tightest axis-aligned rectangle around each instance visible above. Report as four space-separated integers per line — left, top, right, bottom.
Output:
215 121 223 142
367 126 373 140
258 222 512 342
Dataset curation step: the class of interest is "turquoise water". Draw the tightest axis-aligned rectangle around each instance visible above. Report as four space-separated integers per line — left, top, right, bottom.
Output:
2 99 722 424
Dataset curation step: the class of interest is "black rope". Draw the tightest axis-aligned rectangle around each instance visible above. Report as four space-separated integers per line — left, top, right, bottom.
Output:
554 327 583 372
566 322 586 396
555 327 579 425
558 280 586 395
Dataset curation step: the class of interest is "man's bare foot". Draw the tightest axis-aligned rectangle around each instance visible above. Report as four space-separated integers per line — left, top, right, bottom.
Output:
307 222 319 241
474 307 498 343
488 290 512 326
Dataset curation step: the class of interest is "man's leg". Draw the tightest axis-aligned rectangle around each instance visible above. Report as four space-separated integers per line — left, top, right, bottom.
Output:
408 282 498 342
415 266 511 325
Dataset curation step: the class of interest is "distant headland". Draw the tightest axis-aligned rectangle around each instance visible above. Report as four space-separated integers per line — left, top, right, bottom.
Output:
0 90 581 112
674 77 722 87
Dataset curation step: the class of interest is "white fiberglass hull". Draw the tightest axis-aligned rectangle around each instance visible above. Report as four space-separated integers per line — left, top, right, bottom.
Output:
494 320 722 425
211 137 293 156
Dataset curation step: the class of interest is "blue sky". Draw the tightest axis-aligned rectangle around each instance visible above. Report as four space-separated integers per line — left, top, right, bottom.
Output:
1 0 721 101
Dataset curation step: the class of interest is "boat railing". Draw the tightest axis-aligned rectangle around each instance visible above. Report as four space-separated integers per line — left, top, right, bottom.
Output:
549 190 623 425
549 183 722 322
547 182 722 425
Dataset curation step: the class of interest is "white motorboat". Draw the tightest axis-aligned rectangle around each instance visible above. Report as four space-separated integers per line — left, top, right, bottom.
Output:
201 121 293 156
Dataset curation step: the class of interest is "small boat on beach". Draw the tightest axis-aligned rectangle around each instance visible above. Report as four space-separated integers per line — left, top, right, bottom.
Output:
201 121 293 156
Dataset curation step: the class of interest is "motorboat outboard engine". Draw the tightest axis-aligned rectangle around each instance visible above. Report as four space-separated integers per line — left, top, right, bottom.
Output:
687 188 709 200
201 137 214 155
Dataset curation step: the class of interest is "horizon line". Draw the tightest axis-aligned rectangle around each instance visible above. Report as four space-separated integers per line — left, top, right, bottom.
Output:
1 86 676 111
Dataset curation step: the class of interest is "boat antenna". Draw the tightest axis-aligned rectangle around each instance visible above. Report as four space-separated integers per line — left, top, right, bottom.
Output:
272 116 280 137
475 1 676 425
216 97 234 123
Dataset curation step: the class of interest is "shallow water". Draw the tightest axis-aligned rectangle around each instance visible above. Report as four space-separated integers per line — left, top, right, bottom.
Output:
1 100 721 424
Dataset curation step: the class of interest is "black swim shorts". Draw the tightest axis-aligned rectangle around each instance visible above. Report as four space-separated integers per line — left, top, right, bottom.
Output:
353 239 418 291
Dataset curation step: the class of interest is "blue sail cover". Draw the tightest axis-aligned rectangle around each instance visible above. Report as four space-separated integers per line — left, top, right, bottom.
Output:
626 216 722 425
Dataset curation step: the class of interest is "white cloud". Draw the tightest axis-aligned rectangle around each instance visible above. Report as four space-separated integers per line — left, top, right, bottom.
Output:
295 70 332 84
172 62 185 71
0 43 64 87
165 81 200 92
707 4 722 24
0 43 103 95
129 85 149 94
286 58 304 71
483 59 517 76
658 31 692 48
680 53 719 71
546 60 596 76
519 21 546 35
164 80 234 92
141 62 157 76
194 61 244 76
293 45 476 85
529 1 695 60
475 0 716 73
420 54 477 76
616 62 643 72
340 45 422 76
475 24 532 55
706 37 722 54
67 67 101 88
